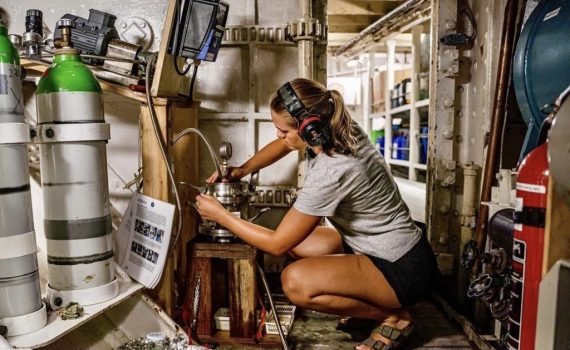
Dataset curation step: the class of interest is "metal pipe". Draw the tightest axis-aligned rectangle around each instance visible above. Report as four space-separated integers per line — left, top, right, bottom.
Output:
172 128 223 178
474 0 522 272
298 0 313 79
334 0 426 57
256 262 289 350
144 53 183 249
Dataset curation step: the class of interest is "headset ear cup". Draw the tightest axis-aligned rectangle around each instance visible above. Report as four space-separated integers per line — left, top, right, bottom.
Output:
299 116 327 146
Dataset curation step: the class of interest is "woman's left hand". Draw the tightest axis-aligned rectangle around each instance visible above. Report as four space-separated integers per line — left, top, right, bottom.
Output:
195 194 227 222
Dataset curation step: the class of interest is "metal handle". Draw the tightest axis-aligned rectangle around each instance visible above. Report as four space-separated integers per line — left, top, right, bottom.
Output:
250 170 260 187
247 207 271 223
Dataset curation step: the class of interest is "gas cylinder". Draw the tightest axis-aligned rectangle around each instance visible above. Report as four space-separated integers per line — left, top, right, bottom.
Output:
507 142 548 350
0 21 47 336
35 28 118 308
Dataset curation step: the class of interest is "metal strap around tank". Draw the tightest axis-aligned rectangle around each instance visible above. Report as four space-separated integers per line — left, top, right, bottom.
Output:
0 270 40 288
0 183 30 195
513 206 546 228
34 123 110 143
0 123 31 144
44 215 112 240
0 254 38 279
47 250 114 265
0 231 36 260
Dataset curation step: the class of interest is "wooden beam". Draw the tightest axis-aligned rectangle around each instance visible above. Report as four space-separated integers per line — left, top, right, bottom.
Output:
543 178 570 276
328 14 383 26
228 258 257 338
151 0 186 98
141 102 174 314
328 0 396 15
171 101 200 304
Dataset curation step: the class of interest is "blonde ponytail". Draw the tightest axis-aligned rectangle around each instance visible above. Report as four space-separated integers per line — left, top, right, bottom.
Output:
270 78 357 156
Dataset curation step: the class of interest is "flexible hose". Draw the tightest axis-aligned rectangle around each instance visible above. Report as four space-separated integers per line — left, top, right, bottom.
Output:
145 53 183 249
256 262 289 350
172 128 223 178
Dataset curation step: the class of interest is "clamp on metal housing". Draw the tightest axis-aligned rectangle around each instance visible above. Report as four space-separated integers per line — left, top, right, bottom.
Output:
285 17 327 42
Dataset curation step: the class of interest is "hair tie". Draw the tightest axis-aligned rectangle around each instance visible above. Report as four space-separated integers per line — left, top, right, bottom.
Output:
327 90 334 103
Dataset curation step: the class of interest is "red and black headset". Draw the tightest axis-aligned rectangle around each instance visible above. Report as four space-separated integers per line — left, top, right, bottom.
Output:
277 82 331 147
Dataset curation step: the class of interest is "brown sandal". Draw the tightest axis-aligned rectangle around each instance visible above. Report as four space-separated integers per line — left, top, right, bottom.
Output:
356 322 415 350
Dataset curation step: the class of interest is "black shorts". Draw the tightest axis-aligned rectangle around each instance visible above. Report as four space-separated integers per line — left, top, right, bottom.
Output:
344 235 440 307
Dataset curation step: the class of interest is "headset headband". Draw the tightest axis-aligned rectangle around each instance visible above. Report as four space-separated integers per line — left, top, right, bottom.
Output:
277 82 310 121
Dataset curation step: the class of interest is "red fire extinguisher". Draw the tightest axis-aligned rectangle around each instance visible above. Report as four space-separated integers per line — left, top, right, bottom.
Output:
507 142 548 350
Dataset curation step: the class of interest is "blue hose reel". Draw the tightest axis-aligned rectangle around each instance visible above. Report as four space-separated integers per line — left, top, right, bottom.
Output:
513 0 570 159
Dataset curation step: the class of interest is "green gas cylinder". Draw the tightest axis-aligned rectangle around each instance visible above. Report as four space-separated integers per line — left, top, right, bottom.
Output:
35 34 118 309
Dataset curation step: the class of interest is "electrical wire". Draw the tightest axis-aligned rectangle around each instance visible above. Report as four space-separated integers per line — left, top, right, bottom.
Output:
460 0 477 40
174 56 193 75
172 0 192 76
144 52 184 249
189 63 199 99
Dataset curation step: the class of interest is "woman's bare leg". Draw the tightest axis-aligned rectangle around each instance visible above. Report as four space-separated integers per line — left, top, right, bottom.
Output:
289 226 344 259
281 254 412 349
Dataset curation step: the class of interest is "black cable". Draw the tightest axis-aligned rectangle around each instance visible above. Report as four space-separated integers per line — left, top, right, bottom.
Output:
189 63 199 99
173 0 192 76
174 56 192 76
460 0 477 40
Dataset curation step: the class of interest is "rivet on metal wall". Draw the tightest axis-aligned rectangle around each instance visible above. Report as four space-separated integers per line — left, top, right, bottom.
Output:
444 175 456 186
445 20 456 30
446 50 459 59
444 98 454 107
443 129 454 139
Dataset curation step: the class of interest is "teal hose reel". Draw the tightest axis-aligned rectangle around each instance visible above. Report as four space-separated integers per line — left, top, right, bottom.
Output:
513 0 570 159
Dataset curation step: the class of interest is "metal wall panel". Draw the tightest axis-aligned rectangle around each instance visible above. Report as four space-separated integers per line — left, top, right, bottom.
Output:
2 0 327 242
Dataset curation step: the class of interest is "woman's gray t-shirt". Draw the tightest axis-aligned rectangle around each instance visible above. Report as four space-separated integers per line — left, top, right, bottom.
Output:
293 124 421 262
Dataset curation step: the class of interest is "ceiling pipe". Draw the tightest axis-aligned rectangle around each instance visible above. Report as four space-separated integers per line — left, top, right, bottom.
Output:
333 0 427 57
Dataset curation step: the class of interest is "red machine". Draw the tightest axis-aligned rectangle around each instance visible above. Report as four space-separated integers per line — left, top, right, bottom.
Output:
507 142 548 350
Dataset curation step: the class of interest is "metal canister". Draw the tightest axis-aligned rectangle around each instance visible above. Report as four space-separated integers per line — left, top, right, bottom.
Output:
0 21 47 336
35 46 118 307
200 181 256 243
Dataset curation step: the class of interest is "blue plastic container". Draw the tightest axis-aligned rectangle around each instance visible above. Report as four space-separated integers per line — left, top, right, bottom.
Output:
420 127 428 164
399 133 409 160
392 134 400 159
376 136 385 156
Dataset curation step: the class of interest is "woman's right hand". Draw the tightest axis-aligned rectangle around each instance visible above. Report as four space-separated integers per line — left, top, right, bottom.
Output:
206 166 246 183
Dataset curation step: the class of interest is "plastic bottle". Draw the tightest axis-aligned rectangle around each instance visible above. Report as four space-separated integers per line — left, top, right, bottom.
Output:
376 132 385 156
392 132 400 159
400 131 409 160
420 126 429 163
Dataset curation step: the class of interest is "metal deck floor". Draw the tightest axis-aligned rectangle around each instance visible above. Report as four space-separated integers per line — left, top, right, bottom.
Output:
217 300 477 349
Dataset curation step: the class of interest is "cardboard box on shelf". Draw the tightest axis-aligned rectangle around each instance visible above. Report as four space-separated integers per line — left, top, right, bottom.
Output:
373 69 412 109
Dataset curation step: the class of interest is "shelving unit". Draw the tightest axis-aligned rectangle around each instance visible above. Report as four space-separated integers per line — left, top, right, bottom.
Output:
363 25 429 183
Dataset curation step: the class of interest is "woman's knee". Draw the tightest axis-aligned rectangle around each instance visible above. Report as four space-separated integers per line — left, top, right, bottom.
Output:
281 263 310 304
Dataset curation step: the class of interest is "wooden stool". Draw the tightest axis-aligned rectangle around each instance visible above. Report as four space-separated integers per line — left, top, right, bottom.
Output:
186 242 260 342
